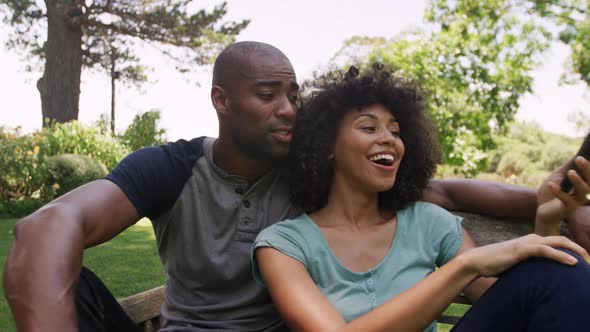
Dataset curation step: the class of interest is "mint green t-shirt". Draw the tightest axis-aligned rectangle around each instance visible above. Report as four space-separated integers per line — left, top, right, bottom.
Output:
252 201 463 332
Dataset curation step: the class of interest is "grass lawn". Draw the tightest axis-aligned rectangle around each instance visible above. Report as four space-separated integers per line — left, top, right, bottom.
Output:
0 218 165 332
1 218 468 332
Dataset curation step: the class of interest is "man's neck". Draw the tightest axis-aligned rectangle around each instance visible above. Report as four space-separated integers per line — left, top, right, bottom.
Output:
212 138 274 181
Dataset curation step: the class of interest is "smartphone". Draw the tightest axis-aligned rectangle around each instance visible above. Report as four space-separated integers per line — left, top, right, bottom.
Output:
560 132 590 192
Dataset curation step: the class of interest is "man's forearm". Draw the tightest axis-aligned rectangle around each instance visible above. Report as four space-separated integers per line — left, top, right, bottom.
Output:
425 179 537 220
4 203 85 332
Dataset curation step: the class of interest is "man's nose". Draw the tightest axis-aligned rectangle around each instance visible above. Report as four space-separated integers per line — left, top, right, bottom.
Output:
275 95 296 121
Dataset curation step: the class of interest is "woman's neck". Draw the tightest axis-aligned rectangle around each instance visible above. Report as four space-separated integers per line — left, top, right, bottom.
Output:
312 178 387 228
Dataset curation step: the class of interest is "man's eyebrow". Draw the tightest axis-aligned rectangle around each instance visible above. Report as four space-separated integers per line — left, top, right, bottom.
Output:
253 80 300 90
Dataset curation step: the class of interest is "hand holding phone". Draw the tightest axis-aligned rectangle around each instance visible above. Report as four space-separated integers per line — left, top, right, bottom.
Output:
560 132 590 193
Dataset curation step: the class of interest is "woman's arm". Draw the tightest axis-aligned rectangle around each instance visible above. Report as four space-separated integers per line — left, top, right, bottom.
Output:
256 247 477 332
455 228 497 302
257 236 589 332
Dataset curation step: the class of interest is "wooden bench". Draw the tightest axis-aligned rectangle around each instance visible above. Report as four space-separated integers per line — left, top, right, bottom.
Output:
119 211 567 330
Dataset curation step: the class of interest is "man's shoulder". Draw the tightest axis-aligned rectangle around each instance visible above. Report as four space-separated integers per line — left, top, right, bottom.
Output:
152 136 208 160
119 136 209 171
104 136 212 219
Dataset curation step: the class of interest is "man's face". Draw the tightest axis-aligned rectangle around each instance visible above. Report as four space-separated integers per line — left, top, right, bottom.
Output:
226 53 299 162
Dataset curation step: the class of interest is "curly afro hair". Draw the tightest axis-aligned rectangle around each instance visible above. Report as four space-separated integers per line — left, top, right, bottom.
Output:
289 64 442 213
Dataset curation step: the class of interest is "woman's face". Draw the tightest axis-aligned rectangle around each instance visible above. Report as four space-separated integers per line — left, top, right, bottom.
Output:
331 104 404 193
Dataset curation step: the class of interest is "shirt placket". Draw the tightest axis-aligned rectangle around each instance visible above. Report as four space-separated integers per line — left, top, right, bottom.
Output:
366 272 377 309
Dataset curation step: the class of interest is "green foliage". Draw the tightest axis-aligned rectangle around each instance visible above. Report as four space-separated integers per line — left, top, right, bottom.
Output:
490 121 578 176
120 110 167 151
0 198 44 218
496 149 532 176
530 0 590 86
42 154 108 200
0 122 129 214
568 110 590 135
39 121 130 170
333 0 552 175
0 126 45 201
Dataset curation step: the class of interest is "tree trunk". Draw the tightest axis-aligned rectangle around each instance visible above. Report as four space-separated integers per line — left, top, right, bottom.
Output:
37 0 83 126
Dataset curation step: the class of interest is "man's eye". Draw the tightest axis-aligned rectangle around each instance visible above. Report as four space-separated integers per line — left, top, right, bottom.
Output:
289 94 298 104
390 131 400 137
362 126 376 132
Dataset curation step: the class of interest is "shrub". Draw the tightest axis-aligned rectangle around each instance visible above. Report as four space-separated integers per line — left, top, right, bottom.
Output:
120 110 167 151
497 150 532 177
539 142 576 171
0 198 45 218
42 154 108 199
39 121 130 170
0 127 45 201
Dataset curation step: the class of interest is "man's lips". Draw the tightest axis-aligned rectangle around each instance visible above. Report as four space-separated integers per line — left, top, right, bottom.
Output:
271 127 292 143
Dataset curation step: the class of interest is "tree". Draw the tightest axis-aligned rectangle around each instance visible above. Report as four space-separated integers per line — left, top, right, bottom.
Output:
568 110 590 134
0 0 249 125
332 0 552 175
120 110 167 151
530 0 589 86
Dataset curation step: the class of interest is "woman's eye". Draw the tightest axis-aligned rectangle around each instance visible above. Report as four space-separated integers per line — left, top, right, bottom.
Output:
390 131 400 137
362 126 376 132
257 93 273 100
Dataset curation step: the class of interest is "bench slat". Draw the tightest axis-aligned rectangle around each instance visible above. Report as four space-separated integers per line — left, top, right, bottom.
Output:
118 286 165 324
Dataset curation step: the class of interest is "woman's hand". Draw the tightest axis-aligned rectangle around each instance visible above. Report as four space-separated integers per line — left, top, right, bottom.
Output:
459 233 590 278
536 156 590 236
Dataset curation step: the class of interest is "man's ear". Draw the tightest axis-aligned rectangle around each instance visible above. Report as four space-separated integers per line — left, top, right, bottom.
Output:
211 85 229 116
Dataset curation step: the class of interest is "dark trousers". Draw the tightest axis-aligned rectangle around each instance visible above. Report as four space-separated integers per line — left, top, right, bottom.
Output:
453 249 590 331
76 267 142 332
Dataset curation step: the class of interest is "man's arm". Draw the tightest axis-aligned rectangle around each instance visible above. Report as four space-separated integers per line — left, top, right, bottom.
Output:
423 179 537 220
566 208 590 252
3 180 139 332
535 157 590 251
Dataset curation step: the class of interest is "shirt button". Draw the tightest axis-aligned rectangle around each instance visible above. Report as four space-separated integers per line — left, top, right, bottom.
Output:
242 218 251 225
235 188 244 195
367 279 373 285
242 200 251 208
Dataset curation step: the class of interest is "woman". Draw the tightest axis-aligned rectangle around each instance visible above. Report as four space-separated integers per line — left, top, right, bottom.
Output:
252 64 590 331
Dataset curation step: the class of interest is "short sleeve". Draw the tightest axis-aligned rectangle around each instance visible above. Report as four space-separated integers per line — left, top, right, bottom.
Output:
251 219 309 286
104 137 204 219
432 207 464 266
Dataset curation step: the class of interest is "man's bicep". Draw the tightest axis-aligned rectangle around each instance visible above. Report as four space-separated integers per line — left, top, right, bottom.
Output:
256 247 346 332
56 179 140 247
422 179 457 210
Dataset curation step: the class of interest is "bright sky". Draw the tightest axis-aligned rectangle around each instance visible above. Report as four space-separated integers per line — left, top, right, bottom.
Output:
1 0 589 141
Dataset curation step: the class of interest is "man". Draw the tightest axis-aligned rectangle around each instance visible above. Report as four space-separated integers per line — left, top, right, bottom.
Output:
4 41 589 331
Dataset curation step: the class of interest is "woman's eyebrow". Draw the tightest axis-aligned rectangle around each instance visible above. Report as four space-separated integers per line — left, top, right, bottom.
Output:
354 113 398 123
